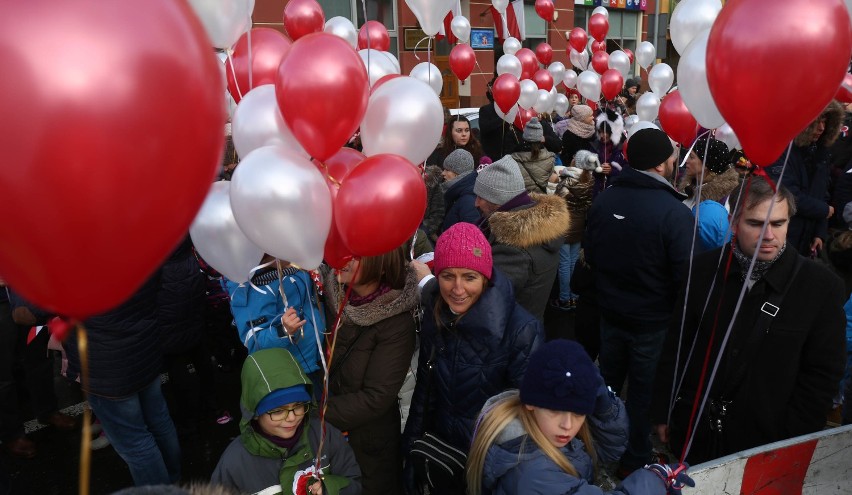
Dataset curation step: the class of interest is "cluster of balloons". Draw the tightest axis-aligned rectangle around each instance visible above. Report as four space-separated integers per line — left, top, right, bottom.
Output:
190 0 437 286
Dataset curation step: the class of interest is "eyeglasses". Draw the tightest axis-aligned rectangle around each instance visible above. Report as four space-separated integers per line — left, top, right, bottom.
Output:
265 402 310 421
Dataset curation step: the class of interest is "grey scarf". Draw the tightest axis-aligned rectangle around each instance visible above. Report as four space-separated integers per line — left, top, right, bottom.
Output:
732 240 786 283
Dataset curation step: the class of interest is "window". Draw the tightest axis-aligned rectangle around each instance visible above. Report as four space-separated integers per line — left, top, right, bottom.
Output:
315 0 399 56
574 7 640 59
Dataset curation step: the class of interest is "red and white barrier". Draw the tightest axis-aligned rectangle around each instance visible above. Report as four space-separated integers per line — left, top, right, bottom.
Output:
685 424 852 494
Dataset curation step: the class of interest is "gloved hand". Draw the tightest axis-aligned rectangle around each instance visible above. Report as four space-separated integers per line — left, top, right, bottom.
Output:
644 463 695 494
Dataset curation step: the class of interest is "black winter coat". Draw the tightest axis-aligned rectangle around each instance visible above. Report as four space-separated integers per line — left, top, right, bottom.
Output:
651 245 846 464
441 172 480 233
479 103 561 160
560 129 596 167
158 237 206 354
402 269 543 453
583 168 694 331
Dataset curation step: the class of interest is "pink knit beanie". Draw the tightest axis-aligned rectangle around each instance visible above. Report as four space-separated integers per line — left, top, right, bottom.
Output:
433 223 493 280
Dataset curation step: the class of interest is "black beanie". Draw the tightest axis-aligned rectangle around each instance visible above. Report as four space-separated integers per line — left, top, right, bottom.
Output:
626 128 674 170
692 137 731 175
520 340 599 415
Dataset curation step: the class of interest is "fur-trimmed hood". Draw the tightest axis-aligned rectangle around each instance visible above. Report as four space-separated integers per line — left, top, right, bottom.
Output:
679 166 740 204
323 264 420 327
487 193 569 248
794 100 844 148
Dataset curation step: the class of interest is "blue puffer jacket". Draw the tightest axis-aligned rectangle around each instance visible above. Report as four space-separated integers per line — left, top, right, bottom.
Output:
441 171 480 234
403 268 544 452
224 267 324 374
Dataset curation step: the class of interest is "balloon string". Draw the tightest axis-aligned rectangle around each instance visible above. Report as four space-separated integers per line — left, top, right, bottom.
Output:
414 36 430 60
77 323 91 495
246 26 253 92
226 50 244 101
361 0 371 72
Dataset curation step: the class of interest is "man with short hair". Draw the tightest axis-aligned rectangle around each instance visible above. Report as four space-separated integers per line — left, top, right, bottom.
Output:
583 127 694 475
652 177 846 465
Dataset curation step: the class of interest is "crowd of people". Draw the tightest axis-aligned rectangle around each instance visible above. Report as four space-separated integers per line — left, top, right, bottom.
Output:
2 73 852 495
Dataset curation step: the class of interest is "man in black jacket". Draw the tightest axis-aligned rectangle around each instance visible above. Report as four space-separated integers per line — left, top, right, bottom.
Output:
652 177 846 465
583 127 694 475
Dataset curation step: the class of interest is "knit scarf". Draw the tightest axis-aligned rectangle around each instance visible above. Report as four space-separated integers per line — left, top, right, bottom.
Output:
731 240 786 283
348 283 392 307
565 119 596 139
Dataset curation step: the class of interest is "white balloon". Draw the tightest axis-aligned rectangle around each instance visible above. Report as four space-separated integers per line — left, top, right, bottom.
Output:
636 92 661 123
577 71 601 102
360 77 444 164
554 94 570 117
716 123 741 151
533 89 554 114
358 49 401 87
627 120 660 139
405 0 456 36
624 114 640 132
324 16 358 49
231 85 307 158
648 63 674 97
518 79 539 109
563 69 578 89
188 0 255 49
503 37 522 55
608 50 631 79
495 102 519 125
230 145 332 270
592 6 609 19
492 0 510 12
569 48 589 71
547 62 566 86
497 54 523 79
677 29 725 129
451 15 471 43
410 62 443 95
670 0 722 55
635 41 657 70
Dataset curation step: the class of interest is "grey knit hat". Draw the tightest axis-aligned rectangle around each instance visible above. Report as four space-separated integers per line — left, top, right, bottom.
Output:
523 117 544 143
443 149 475 176
474 155 525 205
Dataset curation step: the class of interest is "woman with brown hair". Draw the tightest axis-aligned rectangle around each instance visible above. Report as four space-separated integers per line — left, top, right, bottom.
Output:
427 115 485 166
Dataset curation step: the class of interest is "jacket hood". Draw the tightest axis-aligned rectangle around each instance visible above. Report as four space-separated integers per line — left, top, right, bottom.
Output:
324 263 420 327
444 169 477 202
487 193 569 248
614 167 687 201
679 166 740 204
794 100 844 147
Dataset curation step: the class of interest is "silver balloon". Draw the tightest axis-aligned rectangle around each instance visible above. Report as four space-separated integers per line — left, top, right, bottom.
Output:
405 0 456 36
627 120 660 139
495 102 519 125
608 50 631 79
503 37 522 56
670 0 722 55
636 92 661 123
563 69 578 89
533 88 554 114
190 181 263 284
232 85 307 159
592 5 609 19
648 63 674 97
624 114 640 132
230 145 332 270
409 62 443 95
577 70 601 102
324 16 358 49
554 94 570 117
547 62 566 87
518 79 539 110
188 0 255 49
676 29 725 129
451 15 471 43
716 123 741 150
635 41 656 70
360 76 444 165
358 49 401 87
569 48 589 71
497 54 522 79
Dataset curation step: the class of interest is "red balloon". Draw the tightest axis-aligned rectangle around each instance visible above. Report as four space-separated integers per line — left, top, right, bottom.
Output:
601 69 624 101
0 0 225 318
324 181 354 269
623 48 634 64
276 33 369 162
706 0 852 166
535 42 553 66
372 73 402 93
836 73 852 104
335 155 426 256
514 107 537 131
534 0 555 22
591 50 609 74
226 28 292 103
568 28 588 53
515 48 539 80
493 74 521 114
358 20 390 51
283 0 325 41
587 100 598 112
532 69 554 91
449 44 476 81
589 13 609 42
323 147 365 181
591 40 607 53
659 90 698 146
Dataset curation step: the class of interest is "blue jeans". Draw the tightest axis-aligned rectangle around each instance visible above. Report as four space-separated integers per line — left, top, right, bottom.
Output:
87 377 181 486
558 243 581 302
598 319 667 471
